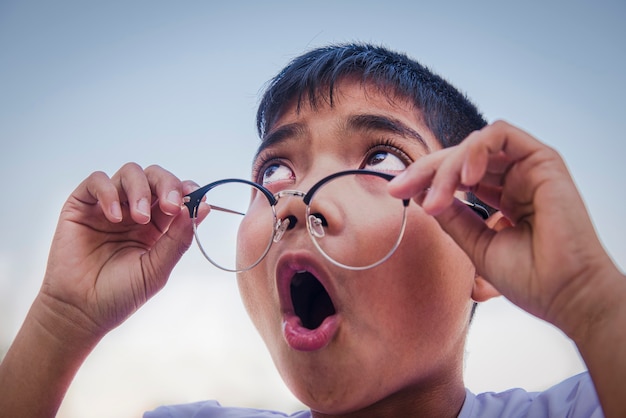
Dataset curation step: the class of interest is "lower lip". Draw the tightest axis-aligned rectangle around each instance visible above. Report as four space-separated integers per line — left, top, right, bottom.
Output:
282 314 339 352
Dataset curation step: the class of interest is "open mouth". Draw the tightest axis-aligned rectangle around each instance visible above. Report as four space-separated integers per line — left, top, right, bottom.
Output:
290 271 337 330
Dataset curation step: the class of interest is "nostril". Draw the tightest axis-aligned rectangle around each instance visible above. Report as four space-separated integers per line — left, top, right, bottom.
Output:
274 215 298 243
284 215 298 230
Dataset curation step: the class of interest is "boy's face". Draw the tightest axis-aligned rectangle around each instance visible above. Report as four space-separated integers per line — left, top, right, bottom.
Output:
237 80 478 413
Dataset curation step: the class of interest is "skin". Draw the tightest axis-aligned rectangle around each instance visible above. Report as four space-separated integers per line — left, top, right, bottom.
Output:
0 81 624 417
237 81 500 416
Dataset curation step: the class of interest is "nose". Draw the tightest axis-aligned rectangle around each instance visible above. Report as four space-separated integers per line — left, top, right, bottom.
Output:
273 187 336 243
273 190 307 243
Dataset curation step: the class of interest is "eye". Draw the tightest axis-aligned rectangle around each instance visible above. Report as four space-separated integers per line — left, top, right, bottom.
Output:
262 162 294 186
362 145 409 172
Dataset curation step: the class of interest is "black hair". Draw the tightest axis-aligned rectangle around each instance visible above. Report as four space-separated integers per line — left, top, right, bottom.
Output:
257 43 487 148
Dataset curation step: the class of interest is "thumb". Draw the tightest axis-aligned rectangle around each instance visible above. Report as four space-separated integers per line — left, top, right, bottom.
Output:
141 208 195 296
433 199 497 276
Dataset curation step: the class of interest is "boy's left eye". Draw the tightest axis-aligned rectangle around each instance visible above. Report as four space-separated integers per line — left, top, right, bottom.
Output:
363 150 408 172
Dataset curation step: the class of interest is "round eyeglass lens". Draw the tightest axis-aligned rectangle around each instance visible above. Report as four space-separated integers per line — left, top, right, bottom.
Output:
192 180 276 272
305 171 407 270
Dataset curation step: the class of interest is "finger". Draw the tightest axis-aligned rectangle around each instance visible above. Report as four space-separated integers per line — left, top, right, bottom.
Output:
463 121 545 183
144 165 186 216
469 183 503 212
432 199 497 278
181 180 211 222
461 142 514 189
111 163 153 224
420 121 544 215
74 171 123 223
421 148 468 215
141 209 195 296
388 147 451 199
142 164 184 234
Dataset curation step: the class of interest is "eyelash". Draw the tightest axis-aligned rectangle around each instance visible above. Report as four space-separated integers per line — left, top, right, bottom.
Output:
363 138 413 168
252 151 288 184
252 137 413 183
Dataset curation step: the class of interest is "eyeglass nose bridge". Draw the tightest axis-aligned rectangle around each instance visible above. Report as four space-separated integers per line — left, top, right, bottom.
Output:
272 190 306 243
274 190 330 246
274 189 306 200
272 189 327 242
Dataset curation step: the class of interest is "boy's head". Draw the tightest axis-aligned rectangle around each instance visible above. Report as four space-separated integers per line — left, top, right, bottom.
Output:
236 43 499 414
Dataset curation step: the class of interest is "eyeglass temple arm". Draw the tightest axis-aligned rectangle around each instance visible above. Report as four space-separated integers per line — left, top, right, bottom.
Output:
183 193 245 218
207 205 245 216
459 199 490 220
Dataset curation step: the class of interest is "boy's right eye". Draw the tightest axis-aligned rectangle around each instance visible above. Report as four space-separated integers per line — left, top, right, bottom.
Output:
262 163 294 186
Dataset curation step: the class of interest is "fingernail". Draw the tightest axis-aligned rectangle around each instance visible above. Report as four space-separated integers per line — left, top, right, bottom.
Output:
111 202 122 221
137 198 151 217
167 190 181 205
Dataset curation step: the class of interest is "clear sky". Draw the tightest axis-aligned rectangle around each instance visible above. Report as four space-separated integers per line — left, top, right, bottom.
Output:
1 1 625 417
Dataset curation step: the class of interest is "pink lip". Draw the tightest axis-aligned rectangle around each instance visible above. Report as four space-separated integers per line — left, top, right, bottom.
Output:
282 314 339 352
276 253 340 352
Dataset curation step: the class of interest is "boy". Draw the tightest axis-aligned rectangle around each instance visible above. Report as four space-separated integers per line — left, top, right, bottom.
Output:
0 43 623 417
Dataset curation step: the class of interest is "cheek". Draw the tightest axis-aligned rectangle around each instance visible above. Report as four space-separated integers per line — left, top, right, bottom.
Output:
314 195 406 269
236 263 278 351
236 198 276 270
370 211 476 339
235 210 279 338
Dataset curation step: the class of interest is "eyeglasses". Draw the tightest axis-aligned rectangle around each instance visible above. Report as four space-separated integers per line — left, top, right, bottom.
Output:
183 169 489 273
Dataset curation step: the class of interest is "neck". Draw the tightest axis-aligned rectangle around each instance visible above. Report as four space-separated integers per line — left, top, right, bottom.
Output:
310 376 467 418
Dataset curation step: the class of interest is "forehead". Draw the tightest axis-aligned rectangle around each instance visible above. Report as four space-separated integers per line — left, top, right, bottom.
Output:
255 80 438 158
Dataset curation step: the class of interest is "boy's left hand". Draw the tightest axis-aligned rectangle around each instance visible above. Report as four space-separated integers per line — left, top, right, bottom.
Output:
388 120 623 336
388 120 626 417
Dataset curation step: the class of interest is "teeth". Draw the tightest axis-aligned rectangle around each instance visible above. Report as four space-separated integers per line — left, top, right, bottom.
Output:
292 271 307 286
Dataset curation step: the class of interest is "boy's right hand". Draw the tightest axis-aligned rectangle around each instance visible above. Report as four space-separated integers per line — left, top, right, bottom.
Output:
0 163 198 417
38 163 196 342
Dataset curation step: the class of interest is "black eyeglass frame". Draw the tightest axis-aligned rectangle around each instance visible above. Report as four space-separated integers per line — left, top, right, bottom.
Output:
183 169 489 272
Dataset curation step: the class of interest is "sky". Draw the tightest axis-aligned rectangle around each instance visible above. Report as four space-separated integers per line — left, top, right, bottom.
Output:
0 1 625 416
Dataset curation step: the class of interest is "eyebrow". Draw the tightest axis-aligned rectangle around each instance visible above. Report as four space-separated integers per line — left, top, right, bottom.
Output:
254 123 306 161
254 113 430 160
346 114 429 150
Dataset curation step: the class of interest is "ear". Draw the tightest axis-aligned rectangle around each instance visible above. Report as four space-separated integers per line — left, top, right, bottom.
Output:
472 276 501 302
471 211 512 302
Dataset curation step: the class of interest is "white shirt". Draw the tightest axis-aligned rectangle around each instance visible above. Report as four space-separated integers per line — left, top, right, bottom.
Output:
144 372 602 418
